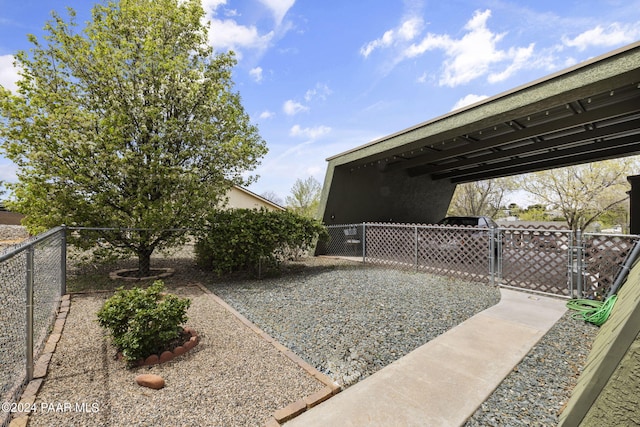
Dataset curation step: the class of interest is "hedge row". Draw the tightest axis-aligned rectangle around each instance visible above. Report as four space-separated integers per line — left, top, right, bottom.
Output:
195 209 327 276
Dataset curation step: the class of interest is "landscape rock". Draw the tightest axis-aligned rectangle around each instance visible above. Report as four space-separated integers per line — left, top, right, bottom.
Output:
135 374 165 390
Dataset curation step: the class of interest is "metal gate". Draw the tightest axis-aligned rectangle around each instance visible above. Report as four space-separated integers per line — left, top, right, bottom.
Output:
322 223 638 299
499 226 574 297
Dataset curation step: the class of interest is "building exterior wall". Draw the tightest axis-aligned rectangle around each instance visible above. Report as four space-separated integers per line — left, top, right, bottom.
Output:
0 211 25 225
558 260 640 425
225 186 285 212
321 163 456 225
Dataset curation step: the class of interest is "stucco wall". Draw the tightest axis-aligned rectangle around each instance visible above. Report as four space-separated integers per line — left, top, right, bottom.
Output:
558 258 640 426
225 187 284 211
581 334 640 425
321 163 456 225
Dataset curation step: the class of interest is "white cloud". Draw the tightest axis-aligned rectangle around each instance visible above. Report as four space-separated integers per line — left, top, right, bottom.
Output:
488 43 535 83
249 66 263 82
403 33 450 58
207 18 274 54
200 0 227 12
304 83 332 102
306 165 322 176
360 16 424 58
402 9 540 87
0 55 20 93
451 94 489 111
198 0 299 63
562 22 640 51
259 110 275 119
257 0 295 26
289 124 331 139
283 99 309 115
435 10 508 86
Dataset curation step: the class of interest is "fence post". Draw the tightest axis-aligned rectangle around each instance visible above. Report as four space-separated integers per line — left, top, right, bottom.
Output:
414 225 418 271
497 228 503 281
576 229 584 298
25 245 34 382
489 227 496 286
362 223 366 264
60 225 67 295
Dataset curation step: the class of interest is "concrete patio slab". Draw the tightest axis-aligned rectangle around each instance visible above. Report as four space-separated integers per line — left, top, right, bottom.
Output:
285 288 567 427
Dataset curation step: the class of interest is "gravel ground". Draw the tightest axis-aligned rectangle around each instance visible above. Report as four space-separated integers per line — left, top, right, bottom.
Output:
206 259 599 425
26 286 325 427
207 262 501 387
0 224 29 251
465 311 598 426
2 226 600 426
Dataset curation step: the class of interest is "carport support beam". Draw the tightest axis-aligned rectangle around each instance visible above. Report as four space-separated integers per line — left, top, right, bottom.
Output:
627 175 640 235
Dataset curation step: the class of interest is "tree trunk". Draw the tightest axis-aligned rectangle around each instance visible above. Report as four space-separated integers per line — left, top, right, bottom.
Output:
137 247 154 277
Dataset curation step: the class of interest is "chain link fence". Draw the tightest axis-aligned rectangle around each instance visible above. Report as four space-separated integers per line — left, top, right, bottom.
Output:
321 223 639 299
0 227 65 427
0 222 636 427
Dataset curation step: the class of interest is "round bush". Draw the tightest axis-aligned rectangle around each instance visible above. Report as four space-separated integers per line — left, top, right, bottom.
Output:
96 280 191 364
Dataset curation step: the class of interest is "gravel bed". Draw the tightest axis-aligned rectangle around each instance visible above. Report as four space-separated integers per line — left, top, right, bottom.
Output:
0 224 29 251
26 286 324 427
207 260 502 387
465 311 598 426
207 258 599 425
6 237 600 425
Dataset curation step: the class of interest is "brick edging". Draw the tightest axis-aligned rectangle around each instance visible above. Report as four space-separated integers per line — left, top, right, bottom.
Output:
193 283 341 426
9 294 71 427
11 286 340 426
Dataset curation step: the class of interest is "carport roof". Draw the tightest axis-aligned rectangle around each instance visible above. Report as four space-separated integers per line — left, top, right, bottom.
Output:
327 41 640 184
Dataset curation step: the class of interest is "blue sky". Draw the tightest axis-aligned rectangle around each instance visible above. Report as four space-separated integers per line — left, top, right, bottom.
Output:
1 0 640 206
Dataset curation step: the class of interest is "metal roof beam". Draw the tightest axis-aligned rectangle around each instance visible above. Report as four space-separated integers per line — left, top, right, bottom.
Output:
430 134 640 182
389 96 640 171
406 118 640 176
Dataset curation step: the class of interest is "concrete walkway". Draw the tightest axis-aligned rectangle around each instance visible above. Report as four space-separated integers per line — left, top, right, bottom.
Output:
285 288 567 427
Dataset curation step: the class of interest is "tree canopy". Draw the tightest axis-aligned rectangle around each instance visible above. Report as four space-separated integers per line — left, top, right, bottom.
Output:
285 176 322 218
0 0 267 275
519 159 634 231
447 178 514 218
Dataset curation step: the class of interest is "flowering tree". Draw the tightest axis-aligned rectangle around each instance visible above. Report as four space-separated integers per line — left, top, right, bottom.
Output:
0 0 267 275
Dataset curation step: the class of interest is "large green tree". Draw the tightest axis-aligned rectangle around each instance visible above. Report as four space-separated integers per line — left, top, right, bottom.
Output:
0 0 267 275
519 159 634 231
286 176 322 218
447 178 515 218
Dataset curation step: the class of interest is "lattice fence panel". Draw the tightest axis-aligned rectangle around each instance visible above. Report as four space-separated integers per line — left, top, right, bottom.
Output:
583 234 638 299
499 226 573 296
365 224 415 269
322 223 636 298
416 225 492 282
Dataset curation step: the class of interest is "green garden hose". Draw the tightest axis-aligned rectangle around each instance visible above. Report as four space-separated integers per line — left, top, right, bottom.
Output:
566 295 618 326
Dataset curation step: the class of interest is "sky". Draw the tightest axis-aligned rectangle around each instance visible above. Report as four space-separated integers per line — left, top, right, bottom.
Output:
1 0 640 207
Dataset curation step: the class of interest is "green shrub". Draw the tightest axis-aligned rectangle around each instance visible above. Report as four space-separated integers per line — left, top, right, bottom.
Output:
96 280 191 364
195 208 328 276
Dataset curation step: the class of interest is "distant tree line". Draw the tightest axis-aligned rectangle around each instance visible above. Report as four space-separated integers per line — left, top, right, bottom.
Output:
447 157 637 232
